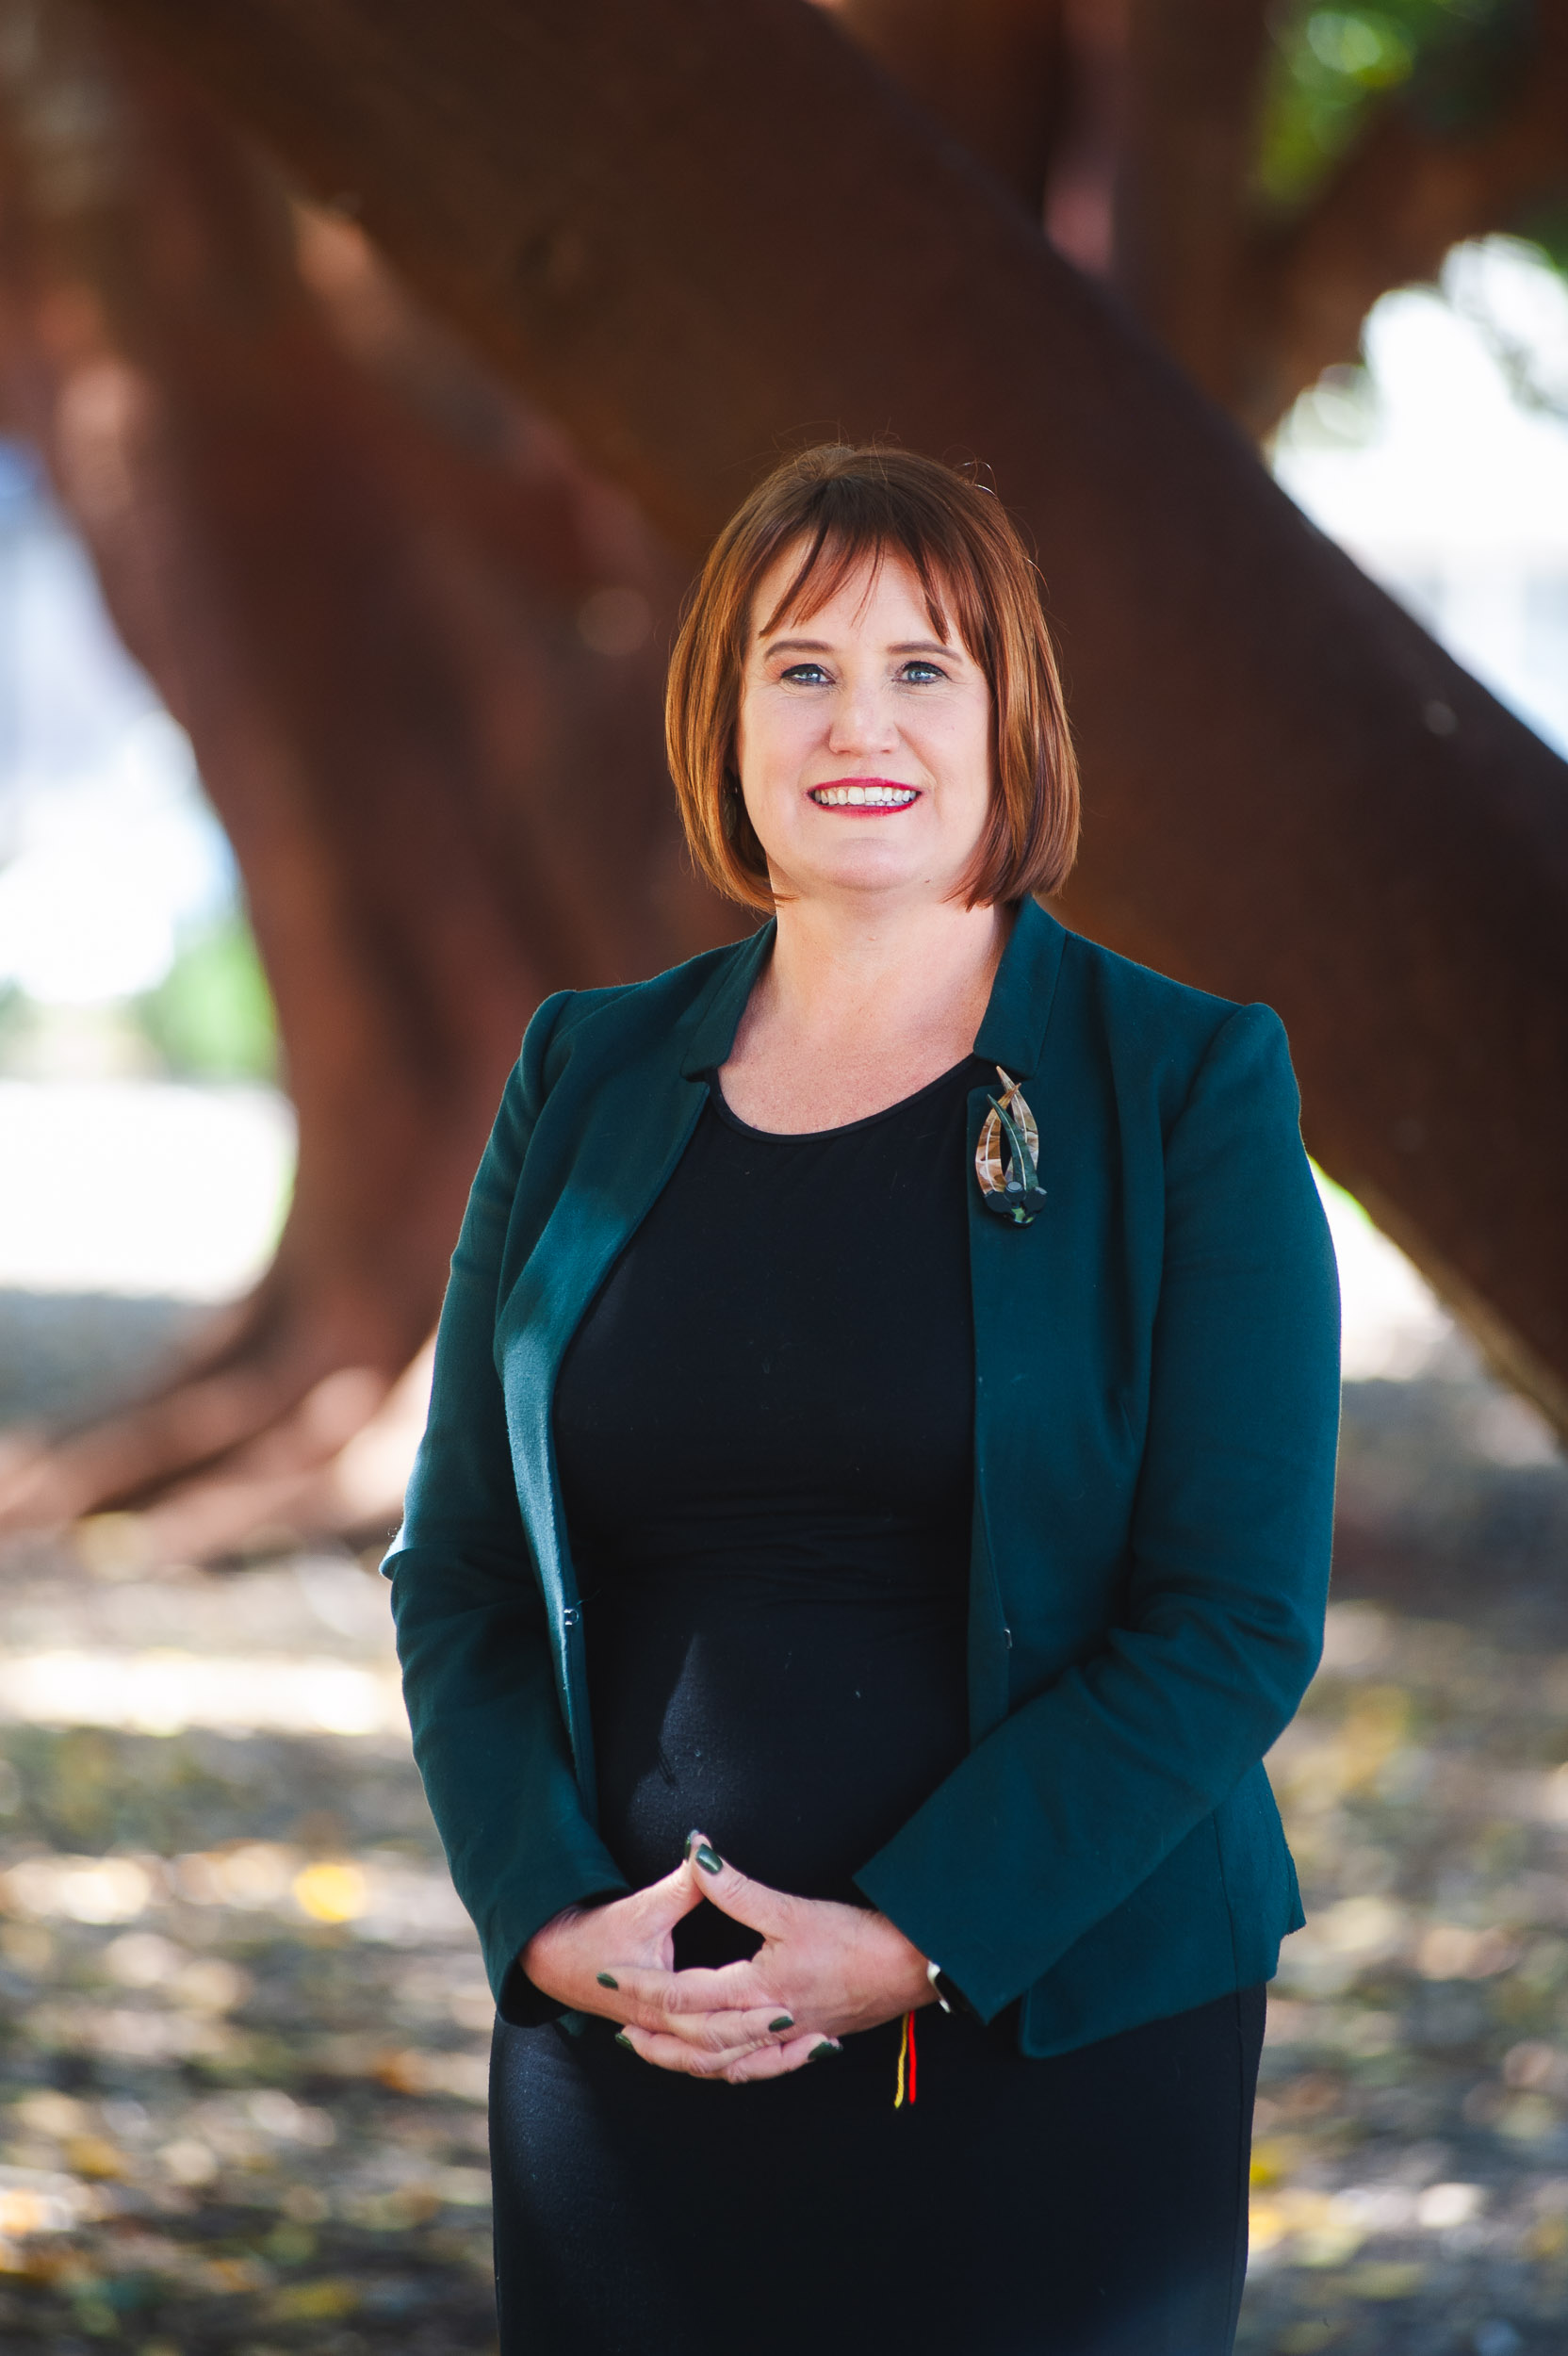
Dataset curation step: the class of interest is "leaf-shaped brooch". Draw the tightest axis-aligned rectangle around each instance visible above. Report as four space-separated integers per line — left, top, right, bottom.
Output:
975 1066 1045 1227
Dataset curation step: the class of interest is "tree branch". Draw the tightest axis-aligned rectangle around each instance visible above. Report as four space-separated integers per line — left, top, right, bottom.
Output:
84 0 1568 1435
1243 0 1568 434
0 6 731 1546
1114 0 1276 398
823 0 1069 218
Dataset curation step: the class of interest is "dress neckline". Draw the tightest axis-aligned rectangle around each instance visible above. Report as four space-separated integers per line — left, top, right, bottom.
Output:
706 1054 982 1143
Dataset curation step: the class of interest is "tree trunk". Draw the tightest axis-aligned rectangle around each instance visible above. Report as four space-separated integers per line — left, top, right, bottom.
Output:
823 0 1069 218
1113 0 1274 403
89 0 1568 1434
0 16 735 1555
1240 0 1568 434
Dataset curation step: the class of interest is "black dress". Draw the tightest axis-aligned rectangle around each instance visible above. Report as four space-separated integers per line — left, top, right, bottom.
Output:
490 1058 1263 2355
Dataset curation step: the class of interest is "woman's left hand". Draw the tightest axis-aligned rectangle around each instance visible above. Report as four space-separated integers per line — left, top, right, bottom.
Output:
612 1834 935 2084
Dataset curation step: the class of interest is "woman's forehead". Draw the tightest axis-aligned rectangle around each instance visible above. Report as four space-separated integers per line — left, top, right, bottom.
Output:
754 536 956 643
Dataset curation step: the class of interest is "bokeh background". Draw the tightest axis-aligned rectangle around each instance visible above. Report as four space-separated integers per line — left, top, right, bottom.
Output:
2 4 1568 2351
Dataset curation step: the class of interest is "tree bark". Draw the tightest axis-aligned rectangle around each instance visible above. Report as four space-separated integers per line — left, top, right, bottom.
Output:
1240 0 1568 434
832 0 1568 433
1114 0 1274 402
823 0 1069 218
0 15 734 1552
89 0 1568 1436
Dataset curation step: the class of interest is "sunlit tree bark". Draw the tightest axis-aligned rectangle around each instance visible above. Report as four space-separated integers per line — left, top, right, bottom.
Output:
79 0 1568 1447
2 0 1566 1553
0 13 733 1554
1241 4 1568 431
831 0 1568 421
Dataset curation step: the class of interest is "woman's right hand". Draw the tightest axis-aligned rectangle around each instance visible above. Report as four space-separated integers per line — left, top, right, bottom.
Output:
521 1862 702 2019
519 1857 825 2079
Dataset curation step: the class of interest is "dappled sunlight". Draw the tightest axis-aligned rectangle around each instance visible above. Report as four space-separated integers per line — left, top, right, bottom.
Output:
0 1542 498 2349
1236 1528 1568 2348
0 1656 404 1740
0 1084 294 1302
0 1382 1559 2349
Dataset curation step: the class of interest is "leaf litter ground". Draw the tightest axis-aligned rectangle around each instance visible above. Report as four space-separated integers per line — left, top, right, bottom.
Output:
0 1364 1565 2353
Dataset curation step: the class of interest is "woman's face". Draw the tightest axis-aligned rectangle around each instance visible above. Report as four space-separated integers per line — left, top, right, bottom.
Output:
734 546 995 909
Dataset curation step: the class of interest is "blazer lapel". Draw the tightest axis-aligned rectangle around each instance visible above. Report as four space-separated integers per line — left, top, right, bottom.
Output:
497 923 774 1798
972 896 1068 1082
966 901 1070 1741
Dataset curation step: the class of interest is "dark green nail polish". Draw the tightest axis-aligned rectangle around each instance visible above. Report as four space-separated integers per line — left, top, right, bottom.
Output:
769 2015 794 2033
614 2030 634 2051
596 1972 618 1989
808 2040 840 2061
695 1844 723 1875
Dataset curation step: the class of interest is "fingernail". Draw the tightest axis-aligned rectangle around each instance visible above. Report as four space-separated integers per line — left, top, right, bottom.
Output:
596 1972 619 1989
769 2015 794 2033
614 2030 635 2051
683 1828 704 1859
808 2040 841 2061
694 1844 723 1875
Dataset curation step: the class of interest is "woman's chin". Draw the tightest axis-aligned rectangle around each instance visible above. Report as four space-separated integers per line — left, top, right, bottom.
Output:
772 842 965 908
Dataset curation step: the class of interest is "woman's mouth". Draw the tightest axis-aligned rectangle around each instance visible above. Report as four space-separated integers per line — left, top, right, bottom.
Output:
808 780 919 810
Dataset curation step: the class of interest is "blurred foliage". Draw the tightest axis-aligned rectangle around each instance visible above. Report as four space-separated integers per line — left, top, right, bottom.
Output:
134 912 278 1084
1515 191 1568 277
1258 0 1538 209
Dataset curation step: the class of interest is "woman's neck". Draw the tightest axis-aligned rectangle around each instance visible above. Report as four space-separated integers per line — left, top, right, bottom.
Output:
719 892 1011 1134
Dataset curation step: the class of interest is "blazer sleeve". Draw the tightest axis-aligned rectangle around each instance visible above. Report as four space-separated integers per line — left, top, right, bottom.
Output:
853 1002 1340 2021
384 991 630 2021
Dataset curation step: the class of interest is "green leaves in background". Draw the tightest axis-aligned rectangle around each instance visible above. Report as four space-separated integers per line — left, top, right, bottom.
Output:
135 912 278 1084
1258 0 1533 210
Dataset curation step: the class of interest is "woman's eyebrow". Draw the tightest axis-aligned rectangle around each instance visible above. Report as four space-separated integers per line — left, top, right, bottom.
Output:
760 635 961 656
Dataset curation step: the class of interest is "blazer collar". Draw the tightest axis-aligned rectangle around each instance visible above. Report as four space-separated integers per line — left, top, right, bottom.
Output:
675 896 1069 1083
678 919 776 1077
973 897 1070 1081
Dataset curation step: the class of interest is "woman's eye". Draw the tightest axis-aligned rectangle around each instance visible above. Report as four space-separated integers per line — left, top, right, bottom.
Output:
899 661 944 684
779 663 830 685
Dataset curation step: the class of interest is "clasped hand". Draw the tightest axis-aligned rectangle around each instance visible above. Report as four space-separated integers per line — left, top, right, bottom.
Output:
520 1832 934 2084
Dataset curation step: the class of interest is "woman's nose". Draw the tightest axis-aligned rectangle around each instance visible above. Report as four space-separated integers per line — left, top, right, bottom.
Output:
825 683 896 754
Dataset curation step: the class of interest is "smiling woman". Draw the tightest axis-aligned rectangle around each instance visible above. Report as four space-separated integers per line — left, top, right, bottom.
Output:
736 548 996 924
666 441 1076 917
386 445 1341 2354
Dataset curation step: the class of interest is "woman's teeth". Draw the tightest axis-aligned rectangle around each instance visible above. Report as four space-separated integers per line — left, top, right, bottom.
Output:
809 784 918 808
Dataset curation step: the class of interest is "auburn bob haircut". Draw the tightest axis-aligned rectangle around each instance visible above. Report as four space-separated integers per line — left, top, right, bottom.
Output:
665 444 1079 911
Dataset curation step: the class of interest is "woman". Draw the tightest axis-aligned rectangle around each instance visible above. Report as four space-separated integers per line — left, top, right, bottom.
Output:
386 445 1340 2354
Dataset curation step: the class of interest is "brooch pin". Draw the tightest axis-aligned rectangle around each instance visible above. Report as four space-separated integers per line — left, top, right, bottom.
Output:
975 1067 1045 1226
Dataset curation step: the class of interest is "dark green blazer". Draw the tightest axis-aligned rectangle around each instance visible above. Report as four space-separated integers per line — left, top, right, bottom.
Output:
384 898 1340 2056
